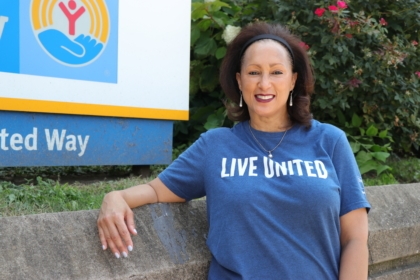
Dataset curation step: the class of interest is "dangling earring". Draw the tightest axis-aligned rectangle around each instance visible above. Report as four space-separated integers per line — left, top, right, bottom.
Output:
239 92 243 107
289 91 293 107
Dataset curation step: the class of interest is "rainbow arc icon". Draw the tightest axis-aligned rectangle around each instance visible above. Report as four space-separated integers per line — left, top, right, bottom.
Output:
30 0 110 66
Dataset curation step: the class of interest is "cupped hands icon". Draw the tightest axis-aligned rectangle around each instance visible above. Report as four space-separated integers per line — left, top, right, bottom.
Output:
38 29 103 66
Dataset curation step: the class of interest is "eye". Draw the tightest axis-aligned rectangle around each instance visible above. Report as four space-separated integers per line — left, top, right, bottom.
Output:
249 71 260 75
272 70 283 75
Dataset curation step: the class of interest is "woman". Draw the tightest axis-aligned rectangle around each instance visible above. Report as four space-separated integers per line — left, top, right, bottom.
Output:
97 22 370 279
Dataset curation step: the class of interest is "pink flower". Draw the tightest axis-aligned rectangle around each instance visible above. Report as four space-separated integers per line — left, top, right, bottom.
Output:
379 18 387 26
412 40 418 46
337 1 348 9
299 41 310 51
416 71 420 78
347 20 358 27
348 78 362 89
314 8 326 17
328 5 339 13
345 34 353 39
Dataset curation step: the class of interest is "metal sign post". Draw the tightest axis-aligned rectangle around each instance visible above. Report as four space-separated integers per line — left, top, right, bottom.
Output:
0 0 190 167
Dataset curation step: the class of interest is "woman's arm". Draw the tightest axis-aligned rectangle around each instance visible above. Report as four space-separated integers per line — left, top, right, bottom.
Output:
339 207 369 280
97 178 185 258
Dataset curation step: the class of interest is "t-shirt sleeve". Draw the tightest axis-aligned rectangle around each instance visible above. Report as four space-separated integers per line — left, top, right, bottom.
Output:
158 133 207 201
331 132 371 216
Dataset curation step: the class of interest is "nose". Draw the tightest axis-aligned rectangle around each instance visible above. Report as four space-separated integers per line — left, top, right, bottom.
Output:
258 73 271 90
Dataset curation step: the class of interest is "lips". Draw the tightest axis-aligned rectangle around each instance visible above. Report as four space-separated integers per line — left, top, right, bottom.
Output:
255 94 275 102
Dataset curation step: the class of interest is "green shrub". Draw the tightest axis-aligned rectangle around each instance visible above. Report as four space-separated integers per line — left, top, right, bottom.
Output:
388 155 420 183
183 0 420 172
363 172 398 187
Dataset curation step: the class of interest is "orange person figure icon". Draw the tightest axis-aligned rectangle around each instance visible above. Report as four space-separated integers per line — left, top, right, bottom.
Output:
58 0 86 36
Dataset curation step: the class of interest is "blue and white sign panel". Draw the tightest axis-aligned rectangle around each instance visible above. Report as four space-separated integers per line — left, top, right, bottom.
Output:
0 0 190 167
0 111 172 167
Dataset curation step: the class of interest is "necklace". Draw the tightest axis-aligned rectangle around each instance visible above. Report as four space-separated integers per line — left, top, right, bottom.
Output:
248 123 290 158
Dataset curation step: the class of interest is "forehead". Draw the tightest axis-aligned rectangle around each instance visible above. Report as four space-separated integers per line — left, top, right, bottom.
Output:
241 39 292 66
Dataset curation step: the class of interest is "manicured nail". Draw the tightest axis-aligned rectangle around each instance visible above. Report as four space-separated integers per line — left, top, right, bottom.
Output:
133 229 137 234
102 245 106 250
122 251 128 258
128 245 133 252
115 252 120 259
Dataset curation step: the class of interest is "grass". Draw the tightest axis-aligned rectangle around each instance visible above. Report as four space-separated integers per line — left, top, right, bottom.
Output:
363 173 399 187
1 155 419 217
0 176 149 217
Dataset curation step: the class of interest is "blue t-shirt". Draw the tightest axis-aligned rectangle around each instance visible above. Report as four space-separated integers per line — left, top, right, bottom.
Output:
159 120 370 279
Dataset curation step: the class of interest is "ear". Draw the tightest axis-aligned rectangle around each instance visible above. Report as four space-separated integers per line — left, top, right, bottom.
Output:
236 72 242 91
290 72 298 91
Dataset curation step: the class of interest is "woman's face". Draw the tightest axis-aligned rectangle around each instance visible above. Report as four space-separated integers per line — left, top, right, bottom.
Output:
236 40 297 122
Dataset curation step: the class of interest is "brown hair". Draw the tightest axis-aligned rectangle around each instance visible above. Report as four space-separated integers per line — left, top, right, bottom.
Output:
220 22 314 127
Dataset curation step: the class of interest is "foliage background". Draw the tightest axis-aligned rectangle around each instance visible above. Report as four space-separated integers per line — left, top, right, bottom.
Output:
180 0 420 174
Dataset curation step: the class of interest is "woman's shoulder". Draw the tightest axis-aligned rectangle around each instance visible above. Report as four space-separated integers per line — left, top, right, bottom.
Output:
201 122 246 139
296 119 346 145
308 119 346 137
199 126 234 141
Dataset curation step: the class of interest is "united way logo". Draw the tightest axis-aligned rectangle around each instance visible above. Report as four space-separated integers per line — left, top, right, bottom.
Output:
0 0 117 82
31 0 110 67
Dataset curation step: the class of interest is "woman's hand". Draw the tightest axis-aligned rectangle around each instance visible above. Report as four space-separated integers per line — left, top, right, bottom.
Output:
97 191 137 258
96 178 185 258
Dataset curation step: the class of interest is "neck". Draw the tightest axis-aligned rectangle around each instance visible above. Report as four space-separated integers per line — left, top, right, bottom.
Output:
249 117 292 132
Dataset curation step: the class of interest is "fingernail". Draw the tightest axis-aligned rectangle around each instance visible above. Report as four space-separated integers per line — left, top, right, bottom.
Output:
102 245 106 250
122 251 128 258
128 245 133 252
115 252 120 259
133 229 137 234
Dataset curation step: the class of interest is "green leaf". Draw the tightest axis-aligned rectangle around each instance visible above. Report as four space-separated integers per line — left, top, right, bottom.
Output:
209 1 230 12
336 110 346 125
196 19 212 31
194 37 217 56
366 125 378 137
371 145 382 152
371 152 390 162
199 65 219 92
204 111 225 130
359 160 378 175
191 4 207 21
378 130 388 138
8 193 16 203
376 164 391 176
191 26 201 45
349 142 361 153
352 114 363 128
356 151 372 164
215 47 226 59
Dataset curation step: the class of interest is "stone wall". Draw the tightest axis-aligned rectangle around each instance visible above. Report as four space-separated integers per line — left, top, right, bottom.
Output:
366 184 420 279
0 184 419 279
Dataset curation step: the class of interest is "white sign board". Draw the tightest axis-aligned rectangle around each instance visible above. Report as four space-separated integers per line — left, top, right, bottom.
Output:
0 0 190 120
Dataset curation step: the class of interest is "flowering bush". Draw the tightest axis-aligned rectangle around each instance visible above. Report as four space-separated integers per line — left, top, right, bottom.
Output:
181 0 420 172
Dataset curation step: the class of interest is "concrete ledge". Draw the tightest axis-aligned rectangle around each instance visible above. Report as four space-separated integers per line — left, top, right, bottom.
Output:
366 183 420 280
0 183 419 279
0 202 210 280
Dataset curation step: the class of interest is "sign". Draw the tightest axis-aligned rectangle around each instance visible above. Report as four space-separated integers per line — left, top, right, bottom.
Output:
0 0 190 120
0 0 190 166
0 111 172 167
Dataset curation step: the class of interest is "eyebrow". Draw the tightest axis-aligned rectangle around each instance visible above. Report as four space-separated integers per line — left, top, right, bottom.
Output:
246 63 287 67
270 63 285 67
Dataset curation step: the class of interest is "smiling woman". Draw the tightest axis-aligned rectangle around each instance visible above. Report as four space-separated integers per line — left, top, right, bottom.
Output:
97 22 370 280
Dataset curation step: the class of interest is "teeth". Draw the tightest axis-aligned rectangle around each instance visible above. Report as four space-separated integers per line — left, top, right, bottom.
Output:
256 95 274 100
